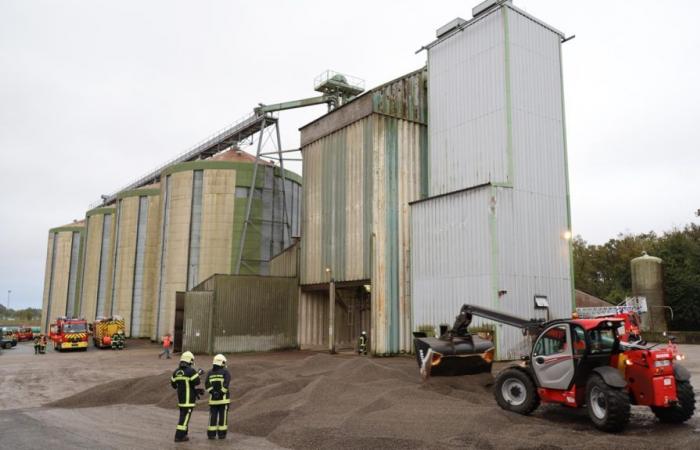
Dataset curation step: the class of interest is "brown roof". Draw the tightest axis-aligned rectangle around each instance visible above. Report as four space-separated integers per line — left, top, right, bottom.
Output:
575 290 611 308
208 148 273 166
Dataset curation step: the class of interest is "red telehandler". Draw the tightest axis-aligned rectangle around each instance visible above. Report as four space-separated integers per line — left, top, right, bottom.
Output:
414 304 695 432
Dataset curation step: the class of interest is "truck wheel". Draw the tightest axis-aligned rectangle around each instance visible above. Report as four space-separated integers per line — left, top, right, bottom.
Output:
652 380 696 423
586 374 630 432
494 368 540 415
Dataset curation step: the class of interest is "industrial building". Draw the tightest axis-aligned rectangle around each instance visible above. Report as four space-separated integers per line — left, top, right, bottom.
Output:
40 0 574 360
153 148 301 341
41 221 84 331
298 69 427 355
411 2 573 359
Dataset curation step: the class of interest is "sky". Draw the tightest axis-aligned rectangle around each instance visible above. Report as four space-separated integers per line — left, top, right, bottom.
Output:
1 0 698 309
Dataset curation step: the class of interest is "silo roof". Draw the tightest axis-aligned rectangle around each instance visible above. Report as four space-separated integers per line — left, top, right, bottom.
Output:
208 148 273 165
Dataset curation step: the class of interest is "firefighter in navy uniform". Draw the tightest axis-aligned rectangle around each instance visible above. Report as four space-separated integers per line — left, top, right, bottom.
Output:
205 354 231 440
170 351 203 442
358 331 368 355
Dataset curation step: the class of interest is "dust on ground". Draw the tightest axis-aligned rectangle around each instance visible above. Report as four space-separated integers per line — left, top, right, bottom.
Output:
2 341 699 449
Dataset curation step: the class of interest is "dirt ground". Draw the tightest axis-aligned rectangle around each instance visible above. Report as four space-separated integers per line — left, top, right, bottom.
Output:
1 340 698 449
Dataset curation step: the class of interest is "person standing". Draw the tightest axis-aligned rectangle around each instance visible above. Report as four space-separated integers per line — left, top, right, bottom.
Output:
170 351 202 442
205 354 231 440
33 335 40 354
358 331 368 355
159 333 172 359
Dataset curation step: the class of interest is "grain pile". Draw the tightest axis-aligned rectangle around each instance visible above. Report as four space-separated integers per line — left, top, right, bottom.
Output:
48 352 700 449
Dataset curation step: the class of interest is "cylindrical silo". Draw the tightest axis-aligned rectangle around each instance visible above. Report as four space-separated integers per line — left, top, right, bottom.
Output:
109 184 161 337
40 221 85 332
631 252 667 332
79 206 117 322
152 149 302 340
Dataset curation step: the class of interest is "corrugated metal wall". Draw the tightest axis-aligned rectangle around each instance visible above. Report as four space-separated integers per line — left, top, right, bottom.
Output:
428 7 508 194
269 241 298 277
182 275 298 353
297 288 370 351
411 185 571 360
299 69 428 355
182 291 214 354
415 4 572 360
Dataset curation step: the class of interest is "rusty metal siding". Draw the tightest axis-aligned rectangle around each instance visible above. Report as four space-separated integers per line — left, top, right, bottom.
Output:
411 185 571 360
372 69 427 125
300 118 372 285
298 290 328 349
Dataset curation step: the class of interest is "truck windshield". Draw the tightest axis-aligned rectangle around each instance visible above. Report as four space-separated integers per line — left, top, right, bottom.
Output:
64 323 86 333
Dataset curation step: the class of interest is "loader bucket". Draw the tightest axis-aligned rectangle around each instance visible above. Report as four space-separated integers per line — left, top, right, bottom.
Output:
414 334 495 379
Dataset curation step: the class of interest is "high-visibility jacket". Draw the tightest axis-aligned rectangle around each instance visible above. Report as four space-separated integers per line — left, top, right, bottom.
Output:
171 363 200 408
205 366 231 405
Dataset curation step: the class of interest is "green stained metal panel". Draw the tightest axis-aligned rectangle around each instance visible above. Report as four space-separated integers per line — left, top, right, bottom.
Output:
371 68 427 125
383 117 400 353
116 188 160 199
86 207 116 218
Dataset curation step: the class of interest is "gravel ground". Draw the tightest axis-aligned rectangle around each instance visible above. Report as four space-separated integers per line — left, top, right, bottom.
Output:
1 340 698 449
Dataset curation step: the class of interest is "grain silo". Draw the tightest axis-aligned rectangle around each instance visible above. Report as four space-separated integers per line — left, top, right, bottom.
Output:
411 0 573 360
40 221 85 332
298 69 428 355
153 148 302 340
631 252 667 332
109 184 161 337
79 206 117 322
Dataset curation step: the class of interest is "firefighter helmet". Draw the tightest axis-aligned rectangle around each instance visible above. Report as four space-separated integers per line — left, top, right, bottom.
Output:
213 354 227 367
180 351 195 364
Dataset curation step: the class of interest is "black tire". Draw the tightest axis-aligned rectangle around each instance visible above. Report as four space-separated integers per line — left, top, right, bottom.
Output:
494 368 540 415
651 380 696 423
586 374 630 432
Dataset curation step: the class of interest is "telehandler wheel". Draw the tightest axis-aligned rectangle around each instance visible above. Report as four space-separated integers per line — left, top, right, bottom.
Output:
494 368 540 415
586 374 630 432
652 380 696 423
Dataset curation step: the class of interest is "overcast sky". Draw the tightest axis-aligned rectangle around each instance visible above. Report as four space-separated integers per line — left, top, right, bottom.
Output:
1 0 698 309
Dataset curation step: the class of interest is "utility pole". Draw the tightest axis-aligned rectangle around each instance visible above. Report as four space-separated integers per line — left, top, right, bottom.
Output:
7 290 10 311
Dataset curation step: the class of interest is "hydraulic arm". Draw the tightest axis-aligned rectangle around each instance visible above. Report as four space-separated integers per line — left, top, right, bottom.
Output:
451 304 545 336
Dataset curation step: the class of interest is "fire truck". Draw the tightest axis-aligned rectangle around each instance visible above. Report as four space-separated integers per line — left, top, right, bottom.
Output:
49 317 89 352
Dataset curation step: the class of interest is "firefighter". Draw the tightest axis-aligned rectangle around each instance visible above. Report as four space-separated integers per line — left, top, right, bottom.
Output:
205 354 231 440
33 335 41 354
170 351 203 442
358 331 368 355
39 334 47 354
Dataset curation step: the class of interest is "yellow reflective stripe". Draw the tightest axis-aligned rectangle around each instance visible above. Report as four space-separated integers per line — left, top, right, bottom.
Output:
207 426 217 431
206 387 213 392
209 375 224 379
221 387 228 393
172 376 189 382
183 410 191 428
222 406 228 430
208 399 231 405
219 425 228 431
177 403 195 407
190 373 199 381
176 425 187 431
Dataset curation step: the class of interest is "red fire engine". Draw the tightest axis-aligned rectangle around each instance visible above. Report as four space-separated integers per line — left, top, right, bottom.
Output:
49 317 89 352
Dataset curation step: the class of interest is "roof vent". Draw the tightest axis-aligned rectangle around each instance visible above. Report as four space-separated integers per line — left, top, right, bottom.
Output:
472 0 511 18
436 17 467 38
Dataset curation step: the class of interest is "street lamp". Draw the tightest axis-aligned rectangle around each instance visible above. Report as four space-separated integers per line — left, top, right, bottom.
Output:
6 290 10 311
